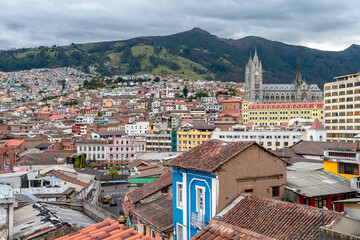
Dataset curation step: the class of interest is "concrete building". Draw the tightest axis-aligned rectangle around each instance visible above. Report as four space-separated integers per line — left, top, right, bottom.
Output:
246 102 324 126
213 129 303 150
324 71 360 142
125 122 149 136
0 184 15 240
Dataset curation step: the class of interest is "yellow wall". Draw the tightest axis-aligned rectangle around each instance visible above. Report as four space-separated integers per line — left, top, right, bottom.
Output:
177 129 212 151
324 161 359 179
246 104 324 126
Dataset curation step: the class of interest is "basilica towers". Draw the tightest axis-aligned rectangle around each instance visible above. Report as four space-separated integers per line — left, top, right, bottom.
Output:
244 49 263 103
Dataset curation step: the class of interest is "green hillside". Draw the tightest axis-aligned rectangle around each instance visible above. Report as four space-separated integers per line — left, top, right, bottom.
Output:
0 27 360 86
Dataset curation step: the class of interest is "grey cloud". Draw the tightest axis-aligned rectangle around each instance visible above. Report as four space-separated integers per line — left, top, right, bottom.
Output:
0 0 359 50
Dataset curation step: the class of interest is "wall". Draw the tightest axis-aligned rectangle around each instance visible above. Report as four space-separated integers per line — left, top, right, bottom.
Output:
82 199 117 222
319 227 360 240
217 144 287 211
324 161 359 180
0 206 7 240
332 217 360 236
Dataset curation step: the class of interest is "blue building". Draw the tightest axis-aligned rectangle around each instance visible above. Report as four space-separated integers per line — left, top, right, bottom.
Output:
166 140 288 240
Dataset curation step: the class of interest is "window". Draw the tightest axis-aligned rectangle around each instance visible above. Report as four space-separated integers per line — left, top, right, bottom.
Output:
143 225 147 236
272 186 280 197
177 224 184 240
151 229 156 238
177 183 183 208
196 186 205 215
314 196 327 208
338 163 359 175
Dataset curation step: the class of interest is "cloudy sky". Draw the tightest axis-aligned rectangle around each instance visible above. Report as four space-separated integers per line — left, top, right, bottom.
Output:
0 0 359 51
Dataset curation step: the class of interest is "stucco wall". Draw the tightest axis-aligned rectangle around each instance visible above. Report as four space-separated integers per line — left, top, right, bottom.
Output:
0 206 8 240
217 144 287 212
319 227 360 240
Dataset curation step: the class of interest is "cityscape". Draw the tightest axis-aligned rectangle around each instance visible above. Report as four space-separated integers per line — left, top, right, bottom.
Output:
1 1 360 240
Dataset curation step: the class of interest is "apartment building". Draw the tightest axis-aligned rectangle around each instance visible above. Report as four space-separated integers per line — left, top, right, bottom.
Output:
125 122 149 136
177 125 215 152
213 130 303 150
324 72 360 142
247 102 324 126
145 133 173 152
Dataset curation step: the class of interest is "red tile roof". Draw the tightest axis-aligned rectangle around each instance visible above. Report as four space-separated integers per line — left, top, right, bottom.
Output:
166 140 270 173
218 194 342 240
191 220 275 240
248 102 323 110
127 172 172 204
49 170 88 188
2 139 24 147
56 219 154 240
310 118 324 130
131 194 173 232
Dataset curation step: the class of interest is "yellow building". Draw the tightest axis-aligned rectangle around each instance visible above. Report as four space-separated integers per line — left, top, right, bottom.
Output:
246 102 324 126
324 149 359 180
241 100 250 124
177 127 214 152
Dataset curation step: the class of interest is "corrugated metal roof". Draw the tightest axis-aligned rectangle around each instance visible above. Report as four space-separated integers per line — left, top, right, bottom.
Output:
286 169 356 197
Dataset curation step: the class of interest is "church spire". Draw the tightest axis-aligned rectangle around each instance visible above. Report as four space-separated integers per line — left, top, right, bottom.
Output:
294 58 302 85
254 46 258 60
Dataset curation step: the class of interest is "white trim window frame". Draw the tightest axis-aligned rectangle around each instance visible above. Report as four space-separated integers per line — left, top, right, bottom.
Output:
195 186 206 214
177 182 183 209
176 223 184 240
151 229 156 238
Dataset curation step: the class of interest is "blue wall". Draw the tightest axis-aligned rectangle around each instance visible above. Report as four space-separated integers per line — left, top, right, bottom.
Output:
172 167 216 239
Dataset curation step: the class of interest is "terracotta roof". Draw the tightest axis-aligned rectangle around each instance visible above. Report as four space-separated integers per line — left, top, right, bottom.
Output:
56 219 154 240
310 118 324 130
131 194 173 232
129 160 150 170
270 148 319 164
218 194 342 240
127 172 172 204
166 140 259 173
49 170 88 188
2 139 24 147
291 140 357 156
191 220 275 240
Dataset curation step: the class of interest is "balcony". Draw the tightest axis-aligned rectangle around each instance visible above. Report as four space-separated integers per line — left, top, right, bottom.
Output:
191 212 206 229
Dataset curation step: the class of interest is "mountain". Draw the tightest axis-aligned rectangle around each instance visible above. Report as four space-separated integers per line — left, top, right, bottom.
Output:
0 27 359 86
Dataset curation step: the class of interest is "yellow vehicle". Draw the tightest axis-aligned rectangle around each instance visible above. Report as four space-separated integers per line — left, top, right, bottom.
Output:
118 215 126 224
102 195 110 204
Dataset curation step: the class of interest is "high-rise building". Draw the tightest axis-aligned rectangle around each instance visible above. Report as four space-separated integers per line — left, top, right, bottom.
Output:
324 72 360 142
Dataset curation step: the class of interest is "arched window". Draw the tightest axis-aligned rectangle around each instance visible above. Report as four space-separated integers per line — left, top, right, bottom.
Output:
319 135 323 141
310 136 314 141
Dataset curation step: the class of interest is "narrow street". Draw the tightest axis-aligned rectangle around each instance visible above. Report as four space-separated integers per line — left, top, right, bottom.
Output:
101 183 130 217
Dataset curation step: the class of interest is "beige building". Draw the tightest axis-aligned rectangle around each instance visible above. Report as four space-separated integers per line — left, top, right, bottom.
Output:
324 72 360 142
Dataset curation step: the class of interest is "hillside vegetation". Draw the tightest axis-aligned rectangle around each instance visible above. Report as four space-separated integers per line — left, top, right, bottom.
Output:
1 28 360 86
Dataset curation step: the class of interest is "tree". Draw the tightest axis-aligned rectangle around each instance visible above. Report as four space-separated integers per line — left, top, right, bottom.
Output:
174 93 182 98
107 168 118 178
183 85 188 98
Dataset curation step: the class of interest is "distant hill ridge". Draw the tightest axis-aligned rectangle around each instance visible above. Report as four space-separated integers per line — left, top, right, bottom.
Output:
1 27 360 86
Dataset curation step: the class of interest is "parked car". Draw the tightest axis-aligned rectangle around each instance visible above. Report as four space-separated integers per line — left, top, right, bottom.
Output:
118 215 126 224
110 199 117 206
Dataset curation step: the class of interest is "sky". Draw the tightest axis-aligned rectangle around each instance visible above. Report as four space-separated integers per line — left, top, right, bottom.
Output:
0 0 359 51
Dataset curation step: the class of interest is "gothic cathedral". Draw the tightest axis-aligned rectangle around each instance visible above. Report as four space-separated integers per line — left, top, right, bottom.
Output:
244 49 323 103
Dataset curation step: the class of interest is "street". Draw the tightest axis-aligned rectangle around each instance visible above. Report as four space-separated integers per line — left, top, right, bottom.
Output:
101 183 129 217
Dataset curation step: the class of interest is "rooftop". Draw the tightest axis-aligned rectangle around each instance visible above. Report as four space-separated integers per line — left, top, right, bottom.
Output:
57 219 153 240
216 194 342 240
286 169 356 197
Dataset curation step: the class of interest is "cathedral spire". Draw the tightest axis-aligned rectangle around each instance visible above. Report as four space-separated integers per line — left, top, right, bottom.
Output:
254 46 258 60
294 58 302 85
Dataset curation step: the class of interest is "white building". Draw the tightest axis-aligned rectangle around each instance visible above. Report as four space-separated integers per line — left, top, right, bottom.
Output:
306 118 327 142
213 129 303 150
76 114 96 124
125 122 149 136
